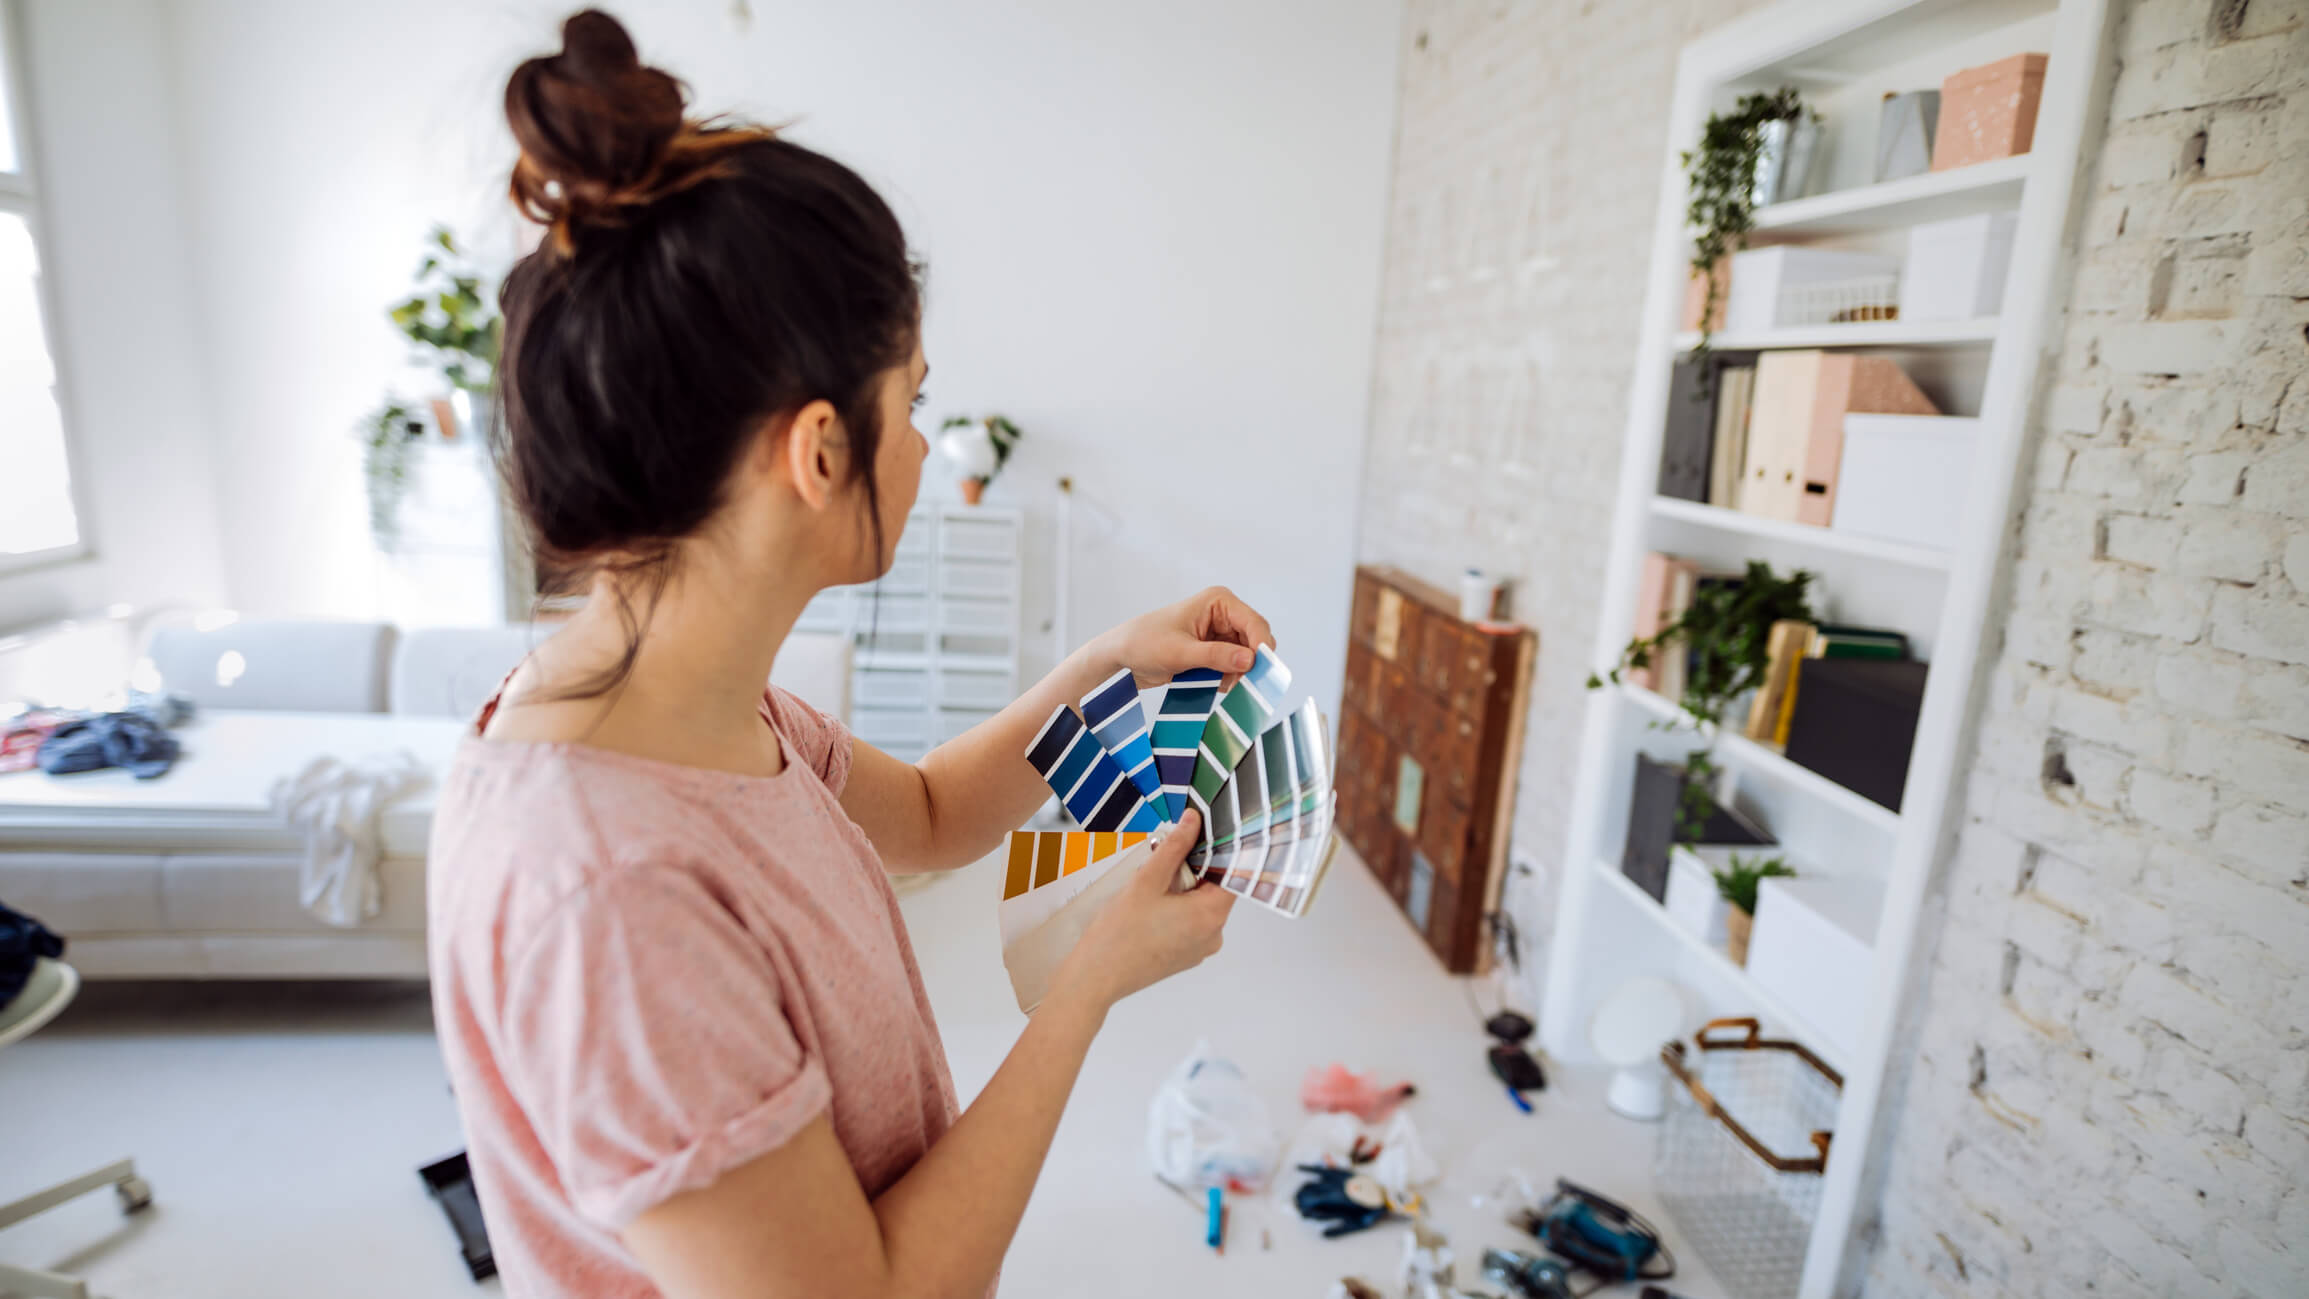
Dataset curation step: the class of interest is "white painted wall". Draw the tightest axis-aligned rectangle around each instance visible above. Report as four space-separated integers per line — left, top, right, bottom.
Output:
150 0 1402 709
0 0 227 631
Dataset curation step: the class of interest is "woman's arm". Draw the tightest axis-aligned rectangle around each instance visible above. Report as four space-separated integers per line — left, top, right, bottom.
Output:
840 586 1274 871
621 819 1231 1299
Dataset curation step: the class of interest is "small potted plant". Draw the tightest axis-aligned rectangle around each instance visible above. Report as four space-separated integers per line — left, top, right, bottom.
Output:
936 414 1023 505
1713 852 1795 966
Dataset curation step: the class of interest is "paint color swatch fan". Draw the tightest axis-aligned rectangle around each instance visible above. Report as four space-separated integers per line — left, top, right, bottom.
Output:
997 647 1340 1012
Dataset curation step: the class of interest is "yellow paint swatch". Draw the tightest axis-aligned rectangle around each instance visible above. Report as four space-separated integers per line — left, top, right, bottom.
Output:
1062 833 1091 876
1091 831 1117 862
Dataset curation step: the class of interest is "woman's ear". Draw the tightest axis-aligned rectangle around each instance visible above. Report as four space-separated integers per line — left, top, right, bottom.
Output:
780 399 845 511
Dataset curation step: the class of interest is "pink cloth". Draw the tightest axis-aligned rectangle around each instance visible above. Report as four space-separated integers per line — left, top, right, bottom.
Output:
427 685 959 1297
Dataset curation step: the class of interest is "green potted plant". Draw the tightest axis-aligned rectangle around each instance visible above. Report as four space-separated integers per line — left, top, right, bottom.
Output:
935 414 1023 505
388 226 502 403
360 226 503 550
1713 852 1795 965
1681 87 1816 356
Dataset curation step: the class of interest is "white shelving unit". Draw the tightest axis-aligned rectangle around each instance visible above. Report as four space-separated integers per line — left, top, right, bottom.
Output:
1538 1 2115 1294
796 504 1022 762
1670 316 2000 351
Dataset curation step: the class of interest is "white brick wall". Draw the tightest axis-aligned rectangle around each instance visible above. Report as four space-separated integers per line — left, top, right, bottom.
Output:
1861 1 2308 1293
1358 1 2307 1293
1356 0 1772 905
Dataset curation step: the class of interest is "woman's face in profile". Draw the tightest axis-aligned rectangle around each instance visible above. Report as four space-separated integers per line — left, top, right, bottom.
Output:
861 340 930 577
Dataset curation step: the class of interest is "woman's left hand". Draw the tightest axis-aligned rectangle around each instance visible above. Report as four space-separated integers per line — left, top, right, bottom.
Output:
1093 586 1277 690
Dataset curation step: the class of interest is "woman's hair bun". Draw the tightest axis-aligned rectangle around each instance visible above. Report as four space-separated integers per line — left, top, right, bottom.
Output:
507 9 723 252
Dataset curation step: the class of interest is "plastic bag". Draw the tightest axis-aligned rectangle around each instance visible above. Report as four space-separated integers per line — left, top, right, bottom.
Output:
1146 1040 1279 1191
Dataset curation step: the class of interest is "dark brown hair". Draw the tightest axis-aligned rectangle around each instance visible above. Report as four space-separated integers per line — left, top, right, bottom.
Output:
495 10 918 687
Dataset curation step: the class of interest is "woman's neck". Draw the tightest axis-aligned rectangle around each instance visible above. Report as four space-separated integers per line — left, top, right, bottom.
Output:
496 547 823 775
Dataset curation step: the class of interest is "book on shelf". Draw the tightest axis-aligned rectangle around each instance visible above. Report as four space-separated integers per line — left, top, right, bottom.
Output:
1707 363 1757 510
1743 619 1817 745
1659 350 1759 505
1741 351 1939 525
1629 553 1698 695
1811 624 1911 661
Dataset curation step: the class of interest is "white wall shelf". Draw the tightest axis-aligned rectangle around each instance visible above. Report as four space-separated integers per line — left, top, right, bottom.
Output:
1673 316 1999 351
798 504 1022 762
1750 153 2030 234
1621 683 1905 836
1591 859 1852 1073
1541 0 2116 1293
1650 496 1953 571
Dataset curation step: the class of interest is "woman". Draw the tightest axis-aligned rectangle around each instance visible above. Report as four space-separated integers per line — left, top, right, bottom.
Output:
428 12 1265 1298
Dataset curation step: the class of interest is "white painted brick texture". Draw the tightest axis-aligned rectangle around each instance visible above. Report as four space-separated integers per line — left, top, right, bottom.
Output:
1359 1 2307 1294
1860 2 2309 1295
1355 0 1772 887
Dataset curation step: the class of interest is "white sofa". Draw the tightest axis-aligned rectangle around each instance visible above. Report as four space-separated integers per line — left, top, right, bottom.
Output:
0 614 853 979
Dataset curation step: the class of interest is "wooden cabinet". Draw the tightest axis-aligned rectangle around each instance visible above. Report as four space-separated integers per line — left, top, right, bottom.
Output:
1334 565 1535 972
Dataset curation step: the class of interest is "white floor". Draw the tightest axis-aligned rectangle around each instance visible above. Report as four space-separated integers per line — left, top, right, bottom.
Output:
0 844 1727 1298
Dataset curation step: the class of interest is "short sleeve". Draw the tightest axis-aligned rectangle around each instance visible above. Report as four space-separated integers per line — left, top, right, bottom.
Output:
498 867 831 1228
761 683 853 794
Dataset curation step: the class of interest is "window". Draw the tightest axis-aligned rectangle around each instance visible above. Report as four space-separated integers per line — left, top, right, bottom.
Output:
0 0 84 570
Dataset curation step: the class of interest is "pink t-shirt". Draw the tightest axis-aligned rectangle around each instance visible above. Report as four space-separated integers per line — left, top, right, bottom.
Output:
427 685 959 1297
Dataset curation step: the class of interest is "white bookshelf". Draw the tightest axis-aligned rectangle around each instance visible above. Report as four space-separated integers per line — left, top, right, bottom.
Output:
796 504 1022 762
1672 316 1999 351
1748 152 2030 234
1538 0 2115 1294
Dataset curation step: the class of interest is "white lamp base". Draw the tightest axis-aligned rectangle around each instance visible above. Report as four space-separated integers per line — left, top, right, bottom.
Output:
1606 1062 1667 1121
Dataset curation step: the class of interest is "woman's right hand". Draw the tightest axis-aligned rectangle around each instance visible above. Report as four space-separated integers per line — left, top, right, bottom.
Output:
1060 810 1234 1010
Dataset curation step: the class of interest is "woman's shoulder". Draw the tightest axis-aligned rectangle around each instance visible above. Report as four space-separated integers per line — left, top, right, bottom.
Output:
429 739 741 937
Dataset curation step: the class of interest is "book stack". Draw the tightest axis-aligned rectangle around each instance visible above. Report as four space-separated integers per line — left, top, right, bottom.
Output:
1656 349 1939 527
1742 621 1915 749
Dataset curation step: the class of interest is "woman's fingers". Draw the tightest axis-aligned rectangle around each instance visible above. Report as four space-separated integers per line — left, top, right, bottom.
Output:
1138 810 1200 892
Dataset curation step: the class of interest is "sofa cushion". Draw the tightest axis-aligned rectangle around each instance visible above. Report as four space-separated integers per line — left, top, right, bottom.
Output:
160 853 428 933
0 853 167 932
144 616 397 713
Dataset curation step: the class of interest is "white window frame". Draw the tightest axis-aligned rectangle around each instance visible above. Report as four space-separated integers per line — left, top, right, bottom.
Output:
0 0 93 576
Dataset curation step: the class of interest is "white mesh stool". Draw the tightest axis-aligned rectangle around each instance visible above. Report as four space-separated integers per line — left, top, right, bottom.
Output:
0 958 152 1299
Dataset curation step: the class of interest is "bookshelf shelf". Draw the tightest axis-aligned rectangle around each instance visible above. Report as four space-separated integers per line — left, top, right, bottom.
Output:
1672 317 1999 352
1620 684 1905 836
1591 859 1853 1073
1543 1 2115 1291
1649 496 1953 570
1749 154 2030 235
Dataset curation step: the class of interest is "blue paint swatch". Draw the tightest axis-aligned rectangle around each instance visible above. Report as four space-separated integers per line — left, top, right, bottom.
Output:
1151 668 1223 821
1080 668 1165 817
1025 704 1160 832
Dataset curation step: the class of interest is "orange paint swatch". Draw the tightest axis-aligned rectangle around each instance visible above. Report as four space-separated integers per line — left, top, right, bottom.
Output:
1003 833 1037 900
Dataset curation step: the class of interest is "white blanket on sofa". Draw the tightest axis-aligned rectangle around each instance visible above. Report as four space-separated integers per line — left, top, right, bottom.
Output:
269 752 430 927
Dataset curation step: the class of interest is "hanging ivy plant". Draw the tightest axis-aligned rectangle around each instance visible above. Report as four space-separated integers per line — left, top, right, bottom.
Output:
1681 86 1809 360
1590 559 1814 727
361 400 426 551
1589 560 1814 845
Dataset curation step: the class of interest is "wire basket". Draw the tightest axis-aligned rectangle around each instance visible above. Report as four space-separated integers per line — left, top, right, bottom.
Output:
1655 1018 1843 1299
1776 273 1900 327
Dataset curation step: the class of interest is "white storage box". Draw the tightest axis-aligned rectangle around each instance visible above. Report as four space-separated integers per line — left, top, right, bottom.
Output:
1747 873 1886 1057
1663 845 1737 948
1723 246 1900 333
1897 211 2016 323
1831 414 1980 551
